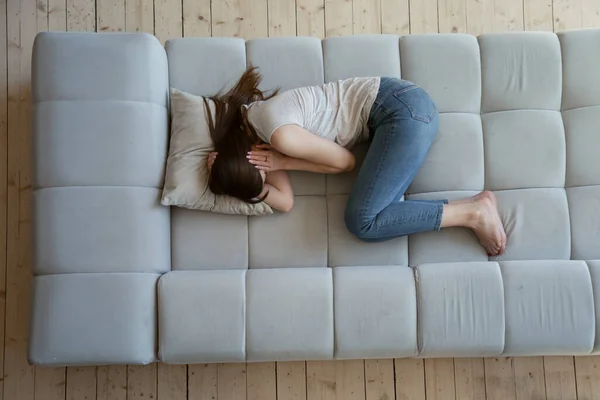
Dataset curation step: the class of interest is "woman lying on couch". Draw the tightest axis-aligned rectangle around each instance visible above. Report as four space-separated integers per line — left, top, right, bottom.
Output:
205 68 506 256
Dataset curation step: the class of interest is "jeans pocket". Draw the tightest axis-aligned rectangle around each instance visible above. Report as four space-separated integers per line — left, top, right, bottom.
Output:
393 85 438 123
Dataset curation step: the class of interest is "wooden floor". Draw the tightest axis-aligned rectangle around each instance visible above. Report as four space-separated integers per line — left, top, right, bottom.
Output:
3 0 600 399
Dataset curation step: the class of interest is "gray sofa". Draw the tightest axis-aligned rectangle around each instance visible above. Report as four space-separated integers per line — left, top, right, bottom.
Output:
29 29 600 366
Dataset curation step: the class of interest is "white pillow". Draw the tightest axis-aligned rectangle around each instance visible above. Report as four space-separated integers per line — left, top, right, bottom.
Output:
161 88 273 216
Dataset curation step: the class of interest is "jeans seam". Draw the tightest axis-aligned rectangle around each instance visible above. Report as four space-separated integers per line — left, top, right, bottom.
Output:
434 202 444 231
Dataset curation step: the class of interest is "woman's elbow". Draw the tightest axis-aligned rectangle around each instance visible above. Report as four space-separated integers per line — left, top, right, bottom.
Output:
279 197 294 213
342 153 356 172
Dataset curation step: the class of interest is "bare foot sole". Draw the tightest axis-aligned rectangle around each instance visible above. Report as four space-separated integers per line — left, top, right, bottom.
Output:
469 191 507 256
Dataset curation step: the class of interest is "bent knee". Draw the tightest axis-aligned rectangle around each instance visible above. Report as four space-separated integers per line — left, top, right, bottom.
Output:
344 209 377 242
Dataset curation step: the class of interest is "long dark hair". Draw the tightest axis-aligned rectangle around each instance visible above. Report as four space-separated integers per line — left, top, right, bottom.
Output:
204 67 279 203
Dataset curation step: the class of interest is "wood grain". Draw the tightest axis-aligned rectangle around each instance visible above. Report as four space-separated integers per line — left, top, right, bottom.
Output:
336 360 365 400
353 0 381 34
0 0 7 396
127 364 157 400
96 0 125 31
48 0 67 30
297 0 325 37
513 357 546 400
67 367 97 400
554 0 582 31
325 0 352 36
307 361 336 400
154 0 182 43
409 0 438 33
438 0 467 33
277 362 307 400
454 358 486 400
466 0 494 35
34 368 67 400
157 364 186 400
365 359 394 400
247 363 277 400
5 0 37 399
66 0 95 30
218 363 247 400
524 0 553 30
425 358 456 400
188 364 218 400
183 0 211 36
97 366 126 400
269 0 297 36
125 0 153 32
485 358 517 400
381 0 409 33
544 356 577 400
212 0 268 38
395 358 426 400
574 356 600 400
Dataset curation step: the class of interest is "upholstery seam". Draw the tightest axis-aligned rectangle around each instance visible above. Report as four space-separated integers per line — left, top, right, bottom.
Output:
32 99 168 109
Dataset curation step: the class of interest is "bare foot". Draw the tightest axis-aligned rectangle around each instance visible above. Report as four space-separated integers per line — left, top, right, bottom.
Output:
448 192 491 205
469 191 507 256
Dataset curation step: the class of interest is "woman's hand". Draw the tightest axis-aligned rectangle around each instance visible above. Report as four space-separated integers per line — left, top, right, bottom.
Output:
247 144 288 172
207 152 218 171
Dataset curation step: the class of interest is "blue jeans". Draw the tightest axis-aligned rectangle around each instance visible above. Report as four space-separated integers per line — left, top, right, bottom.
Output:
345 77 445 242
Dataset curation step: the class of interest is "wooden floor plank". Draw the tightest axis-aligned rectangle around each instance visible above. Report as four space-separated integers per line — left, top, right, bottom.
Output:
182 0 211 36
336 360 365 400
306 361 336 400
247 362 276 400
66 367 97 400
66 0 95 31
381 0 409 34
544 356 576 400
268 0 297 36
553 0 582 31
574 356 600 400
34 367 67 400
277 361 307 400
125 0 153 33
48 0 67 30
0 0 8 397
466 0 494 35
484 358 517 400
188 364 217 400
493 0 525 31
438 0 467 33
127 364 157 400
96 0 125 31
365 359 394 400
454 358 486 400
513 357 546 400
154 0 183 43
353 0 381 34
97 366 126 400
212 0 268 38
324 0 353 36
409 0 438 33
524 0 553 30
395 359 426 400
218 363 247 400
296 0 325 37
157 364 186 400
5 0 37 399
425 359 456 400
581 0 600 27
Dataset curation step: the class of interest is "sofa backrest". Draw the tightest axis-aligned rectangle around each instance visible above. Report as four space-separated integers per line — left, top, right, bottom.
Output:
167 30 600 271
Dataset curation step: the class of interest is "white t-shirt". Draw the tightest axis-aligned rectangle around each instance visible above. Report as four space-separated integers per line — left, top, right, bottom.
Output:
245 77 380 149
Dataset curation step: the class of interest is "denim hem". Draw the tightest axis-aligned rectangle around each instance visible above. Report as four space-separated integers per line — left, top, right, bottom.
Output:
434 202 445 231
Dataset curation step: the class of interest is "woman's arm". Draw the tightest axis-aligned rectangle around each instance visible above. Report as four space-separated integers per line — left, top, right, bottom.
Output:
270 125 356 173
262 170 294 212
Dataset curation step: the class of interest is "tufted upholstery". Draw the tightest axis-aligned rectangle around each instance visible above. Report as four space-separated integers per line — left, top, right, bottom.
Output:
29 30 600 366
